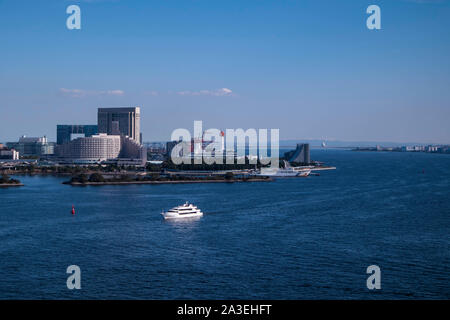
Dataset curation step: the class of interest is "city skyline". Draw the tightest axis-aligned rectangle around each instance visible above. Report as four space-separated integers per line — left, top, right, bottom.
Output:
1 0 450 304
1 0 450 144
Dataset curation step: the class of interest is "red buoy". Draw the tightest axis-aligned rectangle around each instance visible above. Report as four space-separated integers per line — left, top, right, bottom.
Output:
71 205 75 215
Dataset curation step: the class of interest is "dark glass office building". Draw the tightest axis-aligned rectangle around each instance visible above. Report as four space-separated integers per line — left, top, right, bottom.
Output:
98 107 141 143
57 125 98 145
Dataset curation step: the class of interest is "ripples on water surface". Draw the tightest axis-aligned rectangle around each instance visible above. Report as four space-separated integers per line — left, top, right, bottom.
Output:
0 150 449 299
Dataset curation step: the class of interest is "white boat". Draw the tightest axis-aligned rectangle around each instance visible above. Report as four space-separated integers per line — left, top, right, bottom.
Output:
258 167 300 177
161 202 203 220
286 161 311 177
258 161 311 177
296 169 311 177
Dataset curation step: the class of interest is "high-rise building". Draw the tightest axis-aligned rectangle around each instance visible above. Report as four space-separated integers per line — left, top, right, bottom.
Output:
56 125 98 145
285 143 310 164
97 107 141 143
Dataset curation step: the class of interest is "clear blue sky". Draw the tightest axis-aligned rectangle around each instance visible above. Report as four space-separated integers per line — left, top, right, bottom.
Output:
1 0 449 144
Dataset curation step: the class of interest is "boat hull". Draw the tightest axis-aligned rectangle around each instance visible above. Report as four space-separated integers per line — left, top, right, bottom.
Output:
161 211 203 220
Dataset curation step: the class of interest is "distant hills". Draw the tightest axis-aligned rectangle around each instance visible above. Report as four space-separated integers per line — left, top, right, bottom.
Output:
280 139 435 148
143 139 444 149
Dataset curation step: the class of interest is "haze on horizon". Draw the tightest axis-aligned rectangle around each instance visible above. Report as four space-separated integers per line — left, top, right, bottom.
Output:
0 0 449 144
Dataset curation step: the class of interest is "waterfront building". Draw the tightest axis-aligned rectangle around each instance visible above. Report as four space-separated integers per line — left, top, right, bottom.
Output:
119 135 147 166
438 146 450 154
7 136 54 156
98 107 141 143
166 141 179 158
145 142 165 154
285 143 310 164
56 134 146 166
56 125 98 145
403 146 415 152
403 145 427 152
0 147 19 160
56 134 121 163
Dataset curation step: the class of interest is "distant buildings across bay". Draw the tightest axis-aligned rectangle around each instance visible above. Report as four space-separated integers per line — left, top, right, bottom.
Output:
0 106 146 166
353 145 450 154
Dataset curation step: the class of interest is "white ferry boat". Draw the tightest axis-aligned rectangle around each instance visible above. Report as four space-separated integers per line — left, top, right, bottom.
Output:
285 161 311 177
258 167 300 177
258 161 311 177
296 169 311 177
161 202 203 220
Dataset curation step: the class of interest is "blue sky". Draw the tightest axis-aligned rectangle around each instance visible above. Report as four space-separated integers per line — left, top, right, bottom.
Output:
1 0 449 143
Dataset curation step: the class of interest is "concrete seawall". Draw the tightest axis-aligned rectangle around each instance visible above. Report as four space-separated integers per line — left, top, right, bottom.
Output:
0 183 24 188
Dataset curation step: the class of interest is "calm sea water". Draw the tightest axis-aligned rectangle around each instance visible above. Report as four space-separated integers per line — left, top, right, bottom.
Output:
1 150 449 299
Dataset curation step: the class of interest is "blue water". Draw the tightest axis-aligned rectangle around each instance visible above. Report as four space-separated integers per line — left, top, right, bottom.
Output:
1 150 449 299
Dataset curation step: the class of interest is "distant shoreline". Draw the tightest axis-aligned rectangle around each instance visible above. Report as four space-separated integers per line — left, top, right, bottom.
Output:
64 178 272 186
